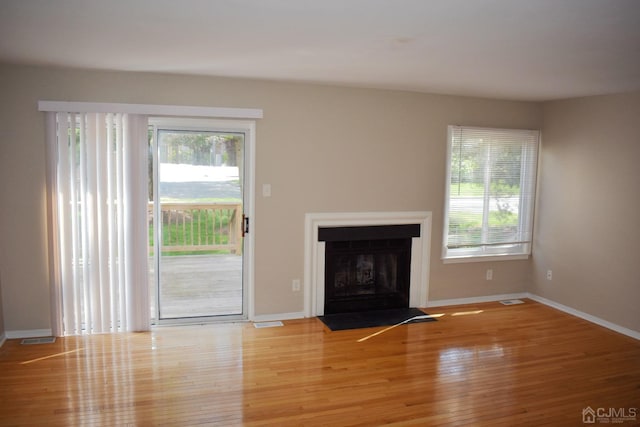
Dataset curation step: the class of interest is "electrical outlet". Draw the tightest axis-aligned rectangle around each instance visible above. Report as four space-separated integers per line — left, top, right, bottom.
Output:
292 279 301 291
546 270 552 280
486 269 493 281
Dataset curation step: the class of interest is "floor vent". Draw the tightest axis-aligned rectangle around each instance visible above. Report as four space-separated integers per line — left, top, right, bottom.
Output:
253 321 284 329
21 337 56 345
500 299 525 306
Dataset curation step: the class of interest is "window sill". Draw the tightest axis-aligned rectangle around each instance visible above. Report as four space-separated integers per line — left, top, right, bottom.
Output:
442 254 530 264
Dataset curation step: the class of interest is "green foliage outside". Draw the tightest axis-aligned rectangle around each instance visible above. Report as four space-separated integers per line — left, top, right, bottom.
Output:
146 129 246 256
448 210 518 246
149 202 240 256
450 182 519 197
159 196 241 203
449 210 517 230
159 132 241 166
448 180 520 245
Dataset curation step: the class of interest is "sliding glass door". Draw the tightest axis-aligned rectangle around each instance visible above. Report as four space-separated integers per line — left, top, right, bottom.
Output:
150 122 247 322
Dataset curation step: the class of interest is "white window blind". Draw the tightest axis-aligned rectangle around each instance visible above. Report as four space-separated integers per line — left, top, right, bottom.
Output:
45 111 150 335
443 126 539 261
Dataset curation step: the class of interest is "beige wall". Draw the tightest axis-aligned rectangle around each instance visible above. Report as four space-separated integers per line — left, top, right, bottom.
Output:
532 92 640 332
0 63 542 332
0 272 5 340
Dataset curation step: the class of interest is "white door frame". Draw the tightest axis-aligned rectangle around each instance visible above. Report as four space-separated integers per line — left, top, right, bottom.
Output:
150 117 255 323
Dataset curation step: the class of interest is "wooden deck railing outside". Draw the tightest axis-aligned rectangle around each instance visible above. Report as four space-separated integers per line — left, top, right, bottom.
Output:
149 202 243 254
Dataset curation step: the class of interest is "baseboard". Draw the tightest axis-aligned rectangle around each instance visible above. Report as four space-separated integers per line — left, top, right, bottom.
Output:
251 311 305 322
5 329 53 339
526 293 640 341
5 297 634 341
425 292 639 341
426 293 528 308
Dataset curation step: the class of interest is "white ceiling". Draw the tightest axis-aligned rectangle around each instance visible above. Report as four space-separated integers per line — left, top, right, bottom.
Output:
1 0 639 101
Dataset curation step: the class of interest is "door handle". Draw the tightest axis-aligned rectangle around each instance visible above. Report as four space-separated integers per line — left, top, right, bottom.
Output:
242 215 249 237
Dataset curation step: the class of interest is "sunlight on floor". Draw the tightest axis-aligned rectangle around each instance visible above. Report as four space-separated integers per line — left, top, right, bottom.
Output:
451 310 484 316
21 348 84 365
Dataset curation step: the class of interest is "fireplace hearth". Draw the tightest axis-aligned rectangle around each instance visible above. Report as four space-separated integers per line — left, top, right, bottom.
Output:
319 225 420 314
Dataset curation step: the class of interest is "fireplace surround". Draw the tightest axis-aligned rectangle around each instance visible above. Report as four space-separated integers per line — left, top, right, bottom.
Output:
304 211 432 317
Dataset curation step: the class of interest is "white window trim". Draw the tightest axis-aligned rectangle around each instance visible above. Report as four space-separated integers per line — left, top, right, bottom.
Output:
442 253 530 264
442 125 539 263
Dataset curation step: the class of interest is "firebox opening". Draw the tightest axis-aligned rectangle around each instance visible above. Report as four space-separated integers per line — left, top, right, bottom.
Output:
319 225 420 315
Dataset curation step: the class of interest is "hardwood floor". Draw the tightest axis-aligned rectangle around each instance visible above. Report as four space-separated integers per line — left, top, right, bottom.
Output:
1 299 639 426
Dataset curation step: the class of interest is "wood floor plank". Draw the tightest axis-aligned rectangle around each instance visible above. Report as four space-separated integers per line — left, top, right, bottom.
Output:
1 299 639 426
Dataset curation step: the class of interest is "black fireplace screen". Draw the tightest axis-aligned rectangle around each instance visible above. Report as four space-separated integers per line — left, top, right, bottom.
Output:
333 253 398 296
319 225 420 314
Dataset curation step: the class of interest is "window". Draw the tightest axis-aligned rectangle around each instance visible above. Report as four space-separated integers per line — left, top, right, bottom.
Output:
443 126 539 262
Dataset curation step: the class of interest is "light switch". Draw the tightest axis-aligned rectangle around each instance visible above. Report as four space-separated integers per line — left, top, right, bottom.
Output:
262 184 272 197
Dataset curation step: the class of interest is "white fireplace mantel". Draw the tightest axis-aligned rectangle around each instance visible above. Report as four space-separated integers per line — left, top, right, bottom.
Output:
303 211 432 317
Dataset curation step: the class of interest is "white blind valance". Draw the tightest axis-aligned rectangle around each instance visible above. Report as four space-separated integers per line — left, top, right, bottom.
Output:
38 101 263 119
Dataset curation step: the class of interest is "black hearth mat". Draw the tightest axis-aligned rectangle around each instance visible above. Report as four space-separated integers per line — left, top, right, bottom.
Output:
318 308 436 331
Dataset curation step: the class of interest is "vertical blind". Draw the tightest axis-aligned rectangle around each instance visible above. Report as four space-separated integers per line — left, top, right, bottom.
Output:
46 112 149 335
444 126 539 258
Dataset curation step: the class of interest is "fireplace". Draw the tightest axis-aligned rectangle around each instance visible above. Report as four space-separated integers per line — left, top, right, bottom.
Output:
304 211 432 317
319 225 420 314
